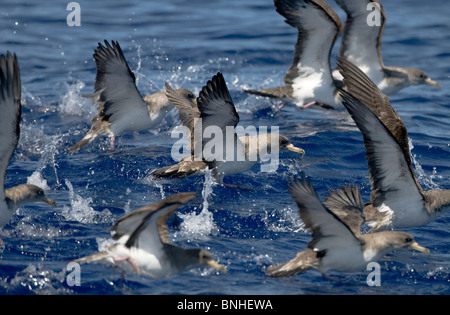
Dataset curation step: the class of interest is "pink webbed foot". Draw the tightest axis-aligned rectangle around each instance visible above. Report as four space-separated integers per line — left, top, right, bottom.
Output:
113 256 140 274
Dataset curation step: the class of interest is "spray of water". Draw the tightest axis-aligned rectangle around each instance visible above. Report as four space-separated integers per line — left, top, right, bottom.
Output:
61 179 114 224
409 138 441 190
58 81 94 120
178 168 218 240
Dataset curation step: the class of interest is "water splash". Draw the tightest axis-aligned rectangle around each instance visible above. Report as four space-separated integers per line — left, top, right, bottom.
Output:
96 237 117 252
61 180 114 224
409 138 441 190
0 264 70 295
58 81 94 120
178 169 218 240
28 135 64 187
264 206 305 233
27 171 50 191
4 215 66 240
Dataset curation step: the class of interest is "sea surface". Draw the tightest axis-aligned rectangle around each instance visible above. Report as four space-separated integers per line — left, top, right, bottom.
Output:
0 0 448 295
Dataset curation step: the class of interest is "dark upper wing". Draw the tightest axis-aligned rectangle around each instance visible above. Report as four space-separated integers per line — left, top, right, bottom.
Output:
338 58 425 210
335 0 386 72
196 72 238 129
274 0 343 85
195 72 239 159
337 57 408 150
93 40 147 123
0 52 21 201
288 177 362 251
109 192 197 252
322 184 364 236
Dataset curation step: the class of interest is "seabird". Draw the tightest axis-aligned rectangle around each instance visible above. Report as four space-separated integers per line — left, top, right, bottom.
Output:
0 52 56 243
72 192 226 278
69 40 196 151
337 57 450 231
266 177 430 278
244 0 344 109
151 72 305 185
333 0 440 95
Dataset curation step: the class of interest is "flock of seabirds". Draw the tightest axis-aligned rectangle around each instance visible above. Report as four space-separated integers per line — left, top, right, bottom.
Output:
0 0 449 282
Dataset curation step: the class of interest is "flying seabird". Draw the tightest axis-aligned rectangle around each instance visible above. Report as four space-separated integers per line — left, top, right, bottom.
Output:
72 192 226 277
151 72 305 185
244 0 344 109
333 0 440 95
337 57 450 231
0 52 56 244
69 40 196 151
266 177 430 278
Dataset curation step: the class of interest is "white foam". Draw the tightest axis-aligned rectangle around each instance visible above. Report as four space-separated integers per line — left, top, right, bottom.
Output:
179 208 217 241
96 237 117 252
178 169 218 240
264 206 305 233
61 179 114 224
409 138 441 190
27 171 50 191
58 81 95 120
0 264 70 294
8 216 65 239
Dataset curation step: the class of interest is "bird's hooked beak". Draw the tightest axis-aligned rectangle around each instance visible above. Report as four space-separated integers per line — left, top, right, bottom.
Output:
207 259 227 273
425 77 441 88
409 242 430 254
43 196 56 207
286 144 305 156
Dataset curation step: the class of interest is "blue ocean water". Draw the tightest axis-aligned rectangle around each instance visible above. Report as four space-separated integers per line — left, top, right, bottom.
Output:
0 0 448 295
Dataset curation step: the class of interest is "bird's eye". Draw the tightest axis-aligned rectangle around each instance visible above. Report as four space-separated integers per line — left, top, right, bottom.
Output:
405 237 413 243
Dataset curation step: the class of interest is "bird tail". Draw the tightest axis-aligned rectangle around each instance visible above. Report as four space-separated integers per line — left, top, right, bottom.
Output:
266 260 312 277
72 251 111 265
265 250 318 277
244 86 293 99
151 160 207 179
69 130 98 151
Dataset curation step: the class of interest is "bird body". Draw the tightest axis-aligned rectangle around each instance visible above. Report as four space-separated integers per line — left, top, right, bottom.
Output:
73 192 226 278
337 57 449 231
266 178 429 277
70 40 196 151
152 73 304 184
245 0 343 109
334 0 440 94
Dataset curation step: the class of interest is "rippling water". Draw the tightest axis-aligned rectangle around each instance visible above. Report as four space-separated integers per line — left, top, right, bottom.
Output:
0 0 448 295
